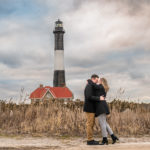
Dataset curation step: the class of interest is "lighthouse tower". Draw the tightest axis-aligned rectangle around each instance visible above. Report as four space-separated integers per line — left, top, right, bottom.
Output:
53 19 65 87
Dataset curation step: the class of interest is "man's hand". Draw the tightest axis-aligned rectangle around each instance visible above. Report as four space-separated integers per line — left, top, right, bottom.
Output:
100 96 105 101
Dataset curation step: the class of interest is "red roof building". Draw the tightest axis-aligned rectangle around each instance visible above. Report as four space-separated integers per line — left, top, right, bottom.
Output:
30 84 73 103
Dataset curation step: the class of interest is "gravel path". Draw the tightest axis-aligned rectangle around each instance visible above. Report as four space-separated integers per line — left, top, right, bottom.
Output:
0 136 150 150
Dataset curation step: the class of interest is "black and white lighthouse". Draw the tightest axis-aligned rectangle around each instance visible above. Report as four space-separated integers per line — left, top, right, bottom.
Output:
53 19 66 87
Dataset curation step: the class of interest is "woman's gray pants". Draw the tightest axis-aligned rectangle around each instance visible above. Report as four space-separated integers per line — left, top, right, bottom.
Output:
98 113 113 137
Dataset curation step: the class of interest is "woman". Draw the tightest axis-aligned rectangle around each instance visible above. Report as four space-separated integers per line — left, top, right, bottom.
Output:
88 78 119 145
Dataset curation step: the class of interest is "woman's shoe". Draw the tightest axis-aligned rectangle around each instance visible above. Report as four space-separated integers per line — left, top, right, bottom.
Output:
111 134 119 144
100 137 108 145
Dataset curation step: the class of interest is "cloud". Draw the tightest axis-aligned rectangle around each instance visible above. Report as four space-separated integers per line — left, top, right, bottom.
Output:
0 0 150 103
0 51 23 68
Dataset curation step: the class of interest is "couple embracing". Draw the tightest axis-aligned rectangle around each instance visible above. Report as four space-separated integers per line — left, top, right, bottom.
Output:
83 74 119 145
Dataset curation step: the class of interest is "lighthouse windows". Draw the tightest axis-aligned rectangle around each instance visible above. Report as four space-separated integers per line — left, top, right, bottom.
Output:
56 23 62 27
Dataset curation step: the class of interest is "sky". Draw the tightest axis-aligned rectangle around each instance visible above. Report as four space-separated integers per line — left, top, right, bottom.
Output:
0 0 150 103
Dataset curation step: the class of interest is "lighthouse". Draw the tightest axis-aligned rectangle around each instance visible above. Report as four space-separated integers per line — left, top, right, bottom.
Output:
53 19 66 87
29 20 73 103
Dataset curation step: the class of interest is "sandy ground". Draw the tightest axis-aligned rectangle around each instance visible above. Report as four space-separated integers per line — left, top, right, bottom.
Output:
0 136 150 150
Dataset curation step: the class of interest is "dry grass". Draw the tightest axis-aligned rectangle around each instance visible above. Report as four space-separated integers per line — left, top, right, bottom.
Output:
0 99 150 137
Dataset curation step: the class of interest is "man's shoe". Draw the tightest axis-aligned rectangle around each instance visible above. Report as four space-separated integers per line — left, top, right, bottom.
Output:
99 137 108 145
87 140 100 145
111 134 119 144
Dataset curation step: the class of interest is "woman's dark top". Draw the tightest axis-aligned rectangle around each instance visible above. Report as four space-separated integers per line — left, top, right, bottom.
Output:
88 80 110 117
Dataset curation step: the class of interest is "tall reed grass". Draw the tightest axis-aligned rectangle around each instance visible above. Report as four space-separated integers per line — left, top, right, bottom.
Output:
0 99 149 137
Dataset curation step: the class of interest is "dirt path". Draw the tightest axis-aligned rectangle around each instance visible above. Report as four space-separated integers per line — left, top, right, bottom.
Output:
0 136 150 150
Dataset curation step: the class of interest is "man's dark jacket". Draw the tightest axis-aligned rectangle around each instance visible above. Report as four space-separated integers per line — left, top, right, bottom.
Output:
83 83 100 113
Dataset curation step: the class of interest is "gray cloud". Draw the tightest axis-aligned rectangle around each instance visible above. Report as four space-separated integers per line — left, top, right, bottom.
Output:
0 0 150 102
0 51 22 68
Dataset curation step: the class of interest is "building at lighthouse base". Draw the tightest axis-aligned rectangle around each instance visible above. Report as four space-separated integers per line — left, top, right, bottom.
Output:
29 84 73 103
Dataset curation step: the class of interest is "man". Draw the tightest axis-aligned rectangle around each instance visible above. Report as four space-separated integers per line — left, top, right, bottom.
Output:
83 74 105 145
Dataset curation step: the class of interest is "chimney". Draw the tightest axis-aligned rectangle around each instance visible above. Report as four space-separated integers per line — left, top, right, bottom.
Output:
39 84 43 88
